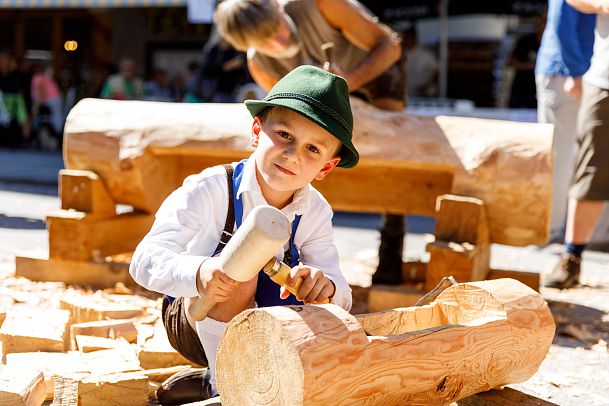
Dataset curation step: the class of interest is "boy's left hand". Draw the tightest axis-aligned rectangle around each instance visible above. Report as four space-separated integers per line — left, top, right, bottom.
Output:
280 265 335 304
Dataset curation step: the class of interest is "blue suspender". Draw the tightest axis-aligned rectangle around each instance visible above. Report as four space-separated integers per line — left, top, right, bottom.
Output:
232 160 303 307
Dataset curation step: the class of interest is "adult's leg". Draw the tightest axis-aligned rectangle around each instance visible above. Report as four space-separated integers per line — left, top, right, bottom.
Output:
536 74 581 239
565 198 606 244
545 82 609 288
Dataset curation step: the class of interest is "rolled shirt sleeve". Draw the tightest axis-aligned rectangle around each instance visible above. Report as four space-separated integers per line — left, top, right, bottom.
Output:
130 175 215 298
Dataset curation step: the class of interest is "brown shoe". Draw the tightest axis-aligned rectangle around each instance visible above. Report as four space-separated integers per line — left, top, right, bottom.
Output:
543 254 581 289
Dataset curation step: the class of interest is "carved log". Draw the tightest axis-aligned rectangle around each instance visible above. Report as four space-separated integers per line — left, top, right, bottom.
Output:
216 279 555 405
64 98 552 246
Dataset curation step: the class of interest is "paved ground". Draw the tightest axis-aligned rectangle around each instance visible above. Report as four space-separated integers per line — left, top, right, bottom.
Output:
1 147 608 404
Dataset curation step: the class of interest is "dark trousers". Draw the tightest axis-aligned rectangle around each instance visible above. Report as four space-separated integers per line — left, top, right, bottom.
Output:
162 296 208 367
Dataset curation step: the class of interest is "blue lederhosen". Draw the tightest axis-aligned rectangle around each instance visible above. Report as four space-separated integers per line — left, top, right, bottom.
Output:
166 160 303 306
232 159 303 307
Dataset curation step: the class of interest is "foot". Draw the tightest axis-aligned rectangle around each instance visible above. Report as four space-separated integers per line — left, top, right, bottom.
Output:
156 367 212 405
543 254 581 289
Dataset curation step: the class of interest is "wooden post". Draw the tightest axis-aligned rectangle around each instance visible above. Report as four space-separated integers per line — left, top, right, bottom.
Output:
217 279 555 405
426 195 490 291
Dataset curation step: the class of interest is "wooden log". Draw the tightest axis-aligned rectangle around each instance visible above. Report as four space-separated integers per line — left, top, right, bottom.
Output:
216 279 555 405
15 256 136 289
0 366 46 406
64 98 552 246
59 169 116 219
47 210 154 262
0 309 71 354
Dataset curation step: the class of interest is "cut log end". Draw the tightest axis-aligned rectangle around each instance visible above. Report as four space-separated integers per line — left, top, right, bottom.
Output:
217 309 304 405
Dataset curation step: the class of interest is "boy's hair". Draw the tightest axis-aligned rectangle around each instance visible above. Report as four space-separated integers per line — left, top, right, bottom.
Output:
214 0 281 52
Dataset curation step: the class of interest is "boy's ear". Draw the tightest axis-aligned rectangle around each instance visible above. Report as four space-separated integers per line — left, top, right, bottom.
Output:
314 156 341 181
251 117 262 147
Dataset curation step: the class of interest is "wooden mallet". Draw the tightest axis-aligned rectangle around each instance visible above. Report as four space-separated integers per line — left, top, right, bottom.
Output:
188 205 294 321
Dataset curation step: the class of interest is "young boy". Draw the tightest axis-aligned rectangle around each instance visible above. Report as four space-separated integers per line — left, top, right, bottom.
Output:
129 65 359 403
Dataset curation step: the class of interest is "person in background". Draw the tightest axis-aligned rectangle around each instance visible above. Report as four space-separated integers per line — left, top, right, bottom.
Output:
535 0 595 241
215 0 407 285
0 51 29 148
403 26 438 99
544 0 609 289
143 69 173 102
30 63 64 137
100 58 144 101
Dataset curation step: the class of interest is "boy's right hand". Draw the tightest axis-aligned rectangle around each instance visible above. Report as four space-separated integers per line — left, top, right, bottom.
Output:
196 258 240 303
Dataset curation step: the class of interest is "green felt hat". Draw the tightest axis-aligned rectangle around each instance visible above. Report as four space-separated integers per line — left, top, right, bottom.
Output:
244 65 359 168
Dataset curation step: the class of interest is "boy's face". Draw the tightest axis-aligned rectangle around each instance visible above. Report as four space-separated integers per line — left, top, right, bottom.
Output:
251 108 341 198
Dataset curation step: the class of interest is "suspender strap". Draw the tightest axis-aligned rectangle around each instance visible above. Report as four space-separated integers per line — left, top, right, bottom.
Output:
212 164 236 256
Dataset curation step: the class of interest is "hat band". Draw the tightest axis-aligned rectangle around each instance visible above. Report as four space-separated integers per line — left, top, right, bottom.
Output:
263 92 352 134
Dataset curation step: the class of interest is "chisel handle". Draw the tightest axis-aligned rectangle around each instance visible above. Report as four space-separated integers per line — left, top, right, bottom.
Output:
263 258 330 304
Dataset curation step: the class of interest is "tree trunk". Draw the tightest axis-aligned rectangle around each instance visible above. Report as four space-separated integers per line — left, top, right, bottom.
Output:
64 98 552 246
216 279 555 406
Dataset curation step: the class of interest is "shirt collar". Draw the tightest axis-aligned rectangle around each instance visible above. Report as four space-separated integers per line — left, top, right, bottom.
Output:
237 157 311 219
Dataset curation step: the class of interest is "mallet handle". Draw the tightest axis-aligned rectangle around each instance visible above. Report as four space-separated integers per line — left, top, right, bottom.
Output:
263 258 330 304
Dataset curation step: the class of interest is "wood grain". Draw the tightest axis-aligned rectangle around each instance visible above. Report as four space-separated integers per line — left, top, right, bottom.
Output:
216 279 555 405
64 98 552 246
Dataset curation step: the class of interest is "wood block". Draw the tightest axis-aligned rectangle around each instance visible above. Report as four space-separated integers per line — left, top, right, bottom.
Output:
0 365 46 406
457 387 558 405
402 260 427 282
70 320 138 349
0 309 5 328
488 269 540 292
313 165 453 215
6 352 88 401
367 283 424 313
53 371 149 406
75 335 130 353
426 241 490 291
401 262 541 292
59 169 116 218
138 321 201 369
60 290 145 324
15 256 136 289
435 194 488 245
0 309 71 354
47 210 154 261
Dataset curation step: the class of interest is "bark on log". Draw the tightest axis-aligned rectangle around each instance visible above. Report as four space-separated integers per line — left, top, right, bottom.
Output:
216 279 555 406
64 98 552 246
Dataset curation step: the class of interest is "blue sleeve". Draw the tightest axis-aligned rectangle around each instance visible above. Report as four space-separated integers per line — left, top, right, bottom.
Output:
556 2 592 77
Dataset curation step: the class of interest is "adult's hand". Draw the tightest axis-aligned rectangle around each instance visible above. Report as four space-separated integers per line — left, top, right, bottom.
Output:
564 76 582 100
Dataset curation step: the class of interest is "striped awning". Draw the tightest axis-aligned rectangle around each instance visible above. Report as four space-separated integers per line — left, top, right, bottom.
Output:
0 0 186 7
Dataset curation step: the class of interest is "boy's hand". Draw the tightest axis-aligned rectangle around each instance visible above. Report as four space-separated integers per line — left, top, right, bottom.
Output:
196 258 240 303
280 265 335 304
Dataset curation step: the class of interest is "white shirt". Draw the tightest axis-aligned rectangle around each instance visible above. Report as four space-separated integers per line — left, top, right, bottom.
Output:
129 157 352 311
584 14 609 90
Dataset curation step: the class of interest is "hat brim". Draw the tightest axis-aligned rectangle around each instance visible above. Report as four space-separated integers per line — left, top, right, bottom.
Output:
245 98 359 168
